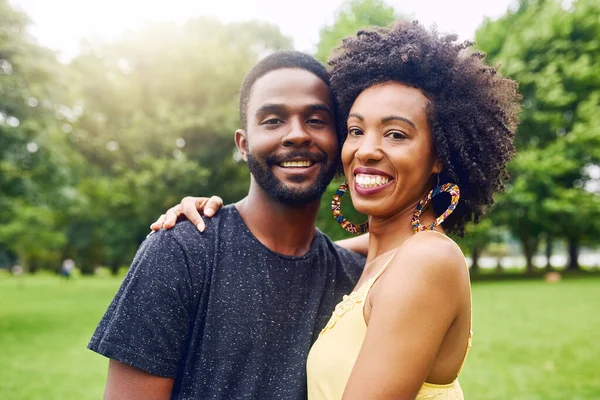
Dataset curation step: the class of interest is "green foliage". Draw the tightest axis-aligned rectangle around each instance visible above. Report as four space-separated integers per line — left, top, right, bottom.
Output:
315 0 398 63
0 202 66 271
1 0 600 272
474 0 600 269
0 0 63 206
0 0 73 267
316 177 368 241
0 8 292 272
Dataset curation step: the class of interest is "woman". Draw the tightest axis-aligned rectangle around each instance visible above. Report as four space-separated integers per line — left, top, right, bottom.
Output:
153 21 520 399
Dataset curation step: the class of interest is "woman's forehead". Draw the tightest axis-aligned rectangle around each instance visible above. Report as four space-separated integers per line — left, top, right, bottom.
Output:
350 82 429 124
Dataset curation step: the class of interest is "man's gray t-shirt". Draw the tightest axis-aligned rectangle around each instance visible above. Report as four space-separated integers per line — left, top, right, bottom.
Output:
88 205 365 400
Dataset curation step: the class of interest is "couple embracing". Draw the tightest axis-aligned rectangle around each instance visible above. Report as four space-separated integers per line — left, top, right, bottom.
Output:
89 21 520 400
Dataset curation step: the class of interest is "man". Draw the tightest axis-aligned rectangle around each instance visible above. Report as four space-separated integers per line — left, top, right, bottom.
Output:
88 51 365 400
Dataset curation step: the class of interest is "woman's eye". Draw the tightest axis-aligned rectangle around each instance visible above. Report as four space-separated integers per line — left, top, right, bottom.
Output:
348 127 363 136
386 131 406 140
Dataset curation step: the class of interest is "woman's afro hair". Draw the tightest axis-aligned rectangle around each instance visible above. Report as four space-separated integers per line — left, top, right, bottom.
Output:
328 20 522 235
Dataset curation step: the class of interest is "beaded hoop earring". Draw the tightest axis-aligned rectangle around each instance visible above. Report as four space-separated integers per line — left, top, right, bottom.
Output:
331 181 369 235
411 182 460 233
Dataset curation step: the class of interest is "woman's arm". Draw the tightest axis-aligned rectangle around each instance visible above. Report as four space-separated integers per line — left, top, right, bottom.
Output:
342 233 467 399
335 234 369 256
150 196 370 256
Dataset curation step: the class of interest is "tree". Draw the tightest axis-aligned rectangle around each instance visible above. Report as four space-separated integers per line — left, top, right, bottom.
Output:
0 202 66 272
59 18 293 272
475 0 600 270
455 219 502 273
0 0 73 269
315 0 398 63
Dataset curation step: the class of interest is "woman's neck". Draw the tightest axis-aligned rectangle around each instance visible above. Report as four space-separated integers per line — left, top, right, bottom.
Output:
365 201 440 264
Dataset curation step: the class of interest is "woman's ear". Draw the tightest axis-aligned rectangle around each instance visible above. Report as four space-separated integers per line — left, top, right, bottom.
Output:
433 159 444 175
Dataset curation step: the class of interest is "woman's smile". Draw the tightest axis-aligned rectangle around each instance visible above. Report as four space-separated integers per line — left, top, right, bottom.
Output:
352 167 394 195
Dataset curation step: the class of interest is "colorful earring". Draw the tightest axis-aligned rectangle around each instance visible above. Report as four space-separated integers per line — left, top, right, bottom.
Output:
411 182 460 233
331 181 369 235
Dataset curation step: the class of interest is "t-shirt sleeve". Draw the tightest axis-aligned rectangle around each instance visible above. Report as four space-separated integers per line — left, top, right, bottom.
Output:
336 245 366 284
88 230 195 378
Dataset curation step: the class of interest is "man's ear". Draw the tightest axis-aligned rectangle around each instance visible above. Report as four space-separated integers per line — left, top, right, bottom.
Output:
235 129 248 162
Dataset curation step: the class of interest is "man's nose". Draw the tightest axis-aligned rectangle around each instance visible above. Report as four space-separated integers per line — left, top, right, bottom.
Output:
282 119 312 147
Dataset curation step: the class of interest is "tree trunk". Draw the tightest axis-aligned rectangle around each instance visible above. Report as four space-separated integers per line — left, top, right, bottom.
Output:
471 246 481 273
496 258 504 273
110 261 120 276
520 236 538 274
545 234 553 271
567 237 580 270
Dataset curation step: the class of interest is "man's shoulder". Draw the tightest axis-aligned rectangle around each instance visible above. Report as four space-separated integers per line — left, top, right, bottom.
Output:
147 205 238 250
315 231 366 268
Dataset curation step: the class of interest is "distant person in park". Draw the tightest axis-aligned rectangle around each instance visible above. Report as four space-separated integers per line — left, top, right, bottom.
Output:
88 50 367 400
60 258 75 280
152 21 520 399
11 264 23 276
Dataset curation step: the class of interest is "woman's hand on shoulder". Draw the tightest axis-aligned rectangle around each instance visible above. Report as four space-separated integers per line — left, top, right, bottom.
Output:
150 196 224 232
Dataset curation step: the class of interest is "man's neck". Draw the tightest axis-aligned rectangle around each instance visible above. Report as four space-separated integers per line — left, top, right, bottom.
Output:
235 185 321 257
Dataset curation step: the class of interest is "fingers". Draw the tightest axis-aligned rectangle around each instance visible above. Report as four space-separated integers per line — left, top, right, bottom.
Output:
204 196 224 217
162 205 182 229
149 214 166 231
150 195 223 234
181 197 207 232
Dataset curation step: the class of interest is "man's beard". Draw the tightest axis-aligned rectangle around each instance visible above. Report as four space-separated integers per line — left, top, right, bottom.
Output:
246 150 338 206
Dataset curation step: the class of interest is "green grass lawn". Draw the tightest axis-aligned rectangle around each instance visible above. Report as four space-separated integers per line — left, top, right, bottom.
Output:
0 274 598 400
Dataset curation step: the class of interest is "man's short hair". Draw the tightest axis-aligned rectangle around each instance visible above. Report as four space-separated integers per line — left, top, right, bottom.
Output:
239 51 332 131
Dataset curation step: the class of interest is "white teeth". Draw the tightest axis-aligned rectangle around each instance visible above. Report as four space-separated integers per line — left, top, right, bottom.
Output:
355 173 391 189
280 160 313 168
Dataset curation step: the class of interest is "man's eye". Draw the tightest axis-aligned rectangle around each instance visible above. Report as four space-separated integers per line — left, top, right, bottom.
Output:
307 118 325 124
263 119 283 125
348 127 363 136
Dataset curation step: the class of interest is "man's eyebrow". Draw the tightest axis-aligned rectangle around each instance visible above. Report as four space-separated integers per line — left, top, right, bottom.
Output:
307 103 333 116
255 103 286 116
255 103 333 117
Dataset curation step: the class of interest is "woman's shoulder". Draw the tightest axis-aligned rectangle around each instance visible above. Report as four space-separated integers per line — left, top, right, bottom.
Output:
407 230 465 265
384 231 468 292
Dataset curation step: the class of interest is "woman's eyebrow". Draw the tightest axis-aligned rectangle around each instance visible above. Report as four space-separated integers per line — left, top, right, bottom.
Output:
381 115 416 129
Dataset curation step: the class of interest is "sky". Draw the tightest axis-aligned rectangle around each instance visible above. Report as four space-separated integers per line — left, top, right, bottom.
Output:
10 0 515 61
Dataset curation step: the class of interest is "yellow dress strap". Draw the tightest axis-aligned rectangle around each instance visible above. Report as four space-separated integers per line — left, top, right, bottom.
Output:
364 231 423 290
363 250 398 292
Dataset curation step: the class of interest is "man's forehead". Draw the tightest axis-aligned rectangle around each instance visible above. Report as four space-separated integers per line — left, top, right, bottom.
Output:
248 68 333 112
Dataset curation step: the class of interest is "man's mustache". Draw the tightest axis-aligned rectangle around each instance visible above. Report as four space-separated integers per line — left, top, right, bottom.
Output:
265 151 328 166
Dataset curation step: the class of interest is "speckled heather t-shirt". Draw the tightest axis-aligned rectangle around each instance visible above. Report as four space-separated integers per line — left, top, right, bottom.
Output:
88 205 365 400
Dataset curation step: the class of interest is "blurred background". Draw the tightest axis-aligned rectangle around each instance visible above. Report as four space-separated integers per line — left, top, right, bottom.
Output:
0 0 598 398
